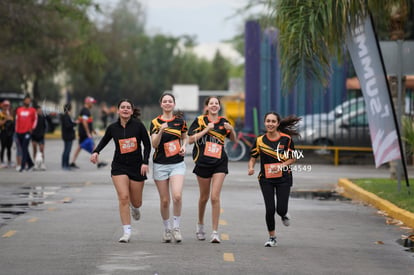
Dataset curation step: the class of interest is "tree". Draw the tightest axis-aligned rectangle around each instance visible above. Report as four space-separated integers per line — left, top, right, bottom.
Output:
0 0 105 102
260 0 409 90
207 51 231 90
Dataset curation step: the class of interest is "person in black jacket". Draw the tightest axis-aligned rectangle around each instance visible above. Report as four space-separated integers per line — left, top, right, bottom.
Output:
31 105 47 170
60 103 77 171
90 99 151 243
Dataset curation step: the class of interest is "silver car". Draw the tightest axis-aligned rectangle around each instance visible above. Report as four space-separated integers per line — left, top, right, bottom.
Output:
298 108 371 148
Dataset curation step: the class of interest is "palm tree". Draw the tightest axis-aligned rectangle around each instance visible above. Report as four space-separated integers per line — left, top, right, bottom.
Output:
263 0 409 90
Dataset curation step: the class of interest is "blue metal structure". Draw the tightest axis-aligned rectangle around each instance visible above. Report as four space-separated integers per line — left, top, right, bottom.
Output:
244 20 350 132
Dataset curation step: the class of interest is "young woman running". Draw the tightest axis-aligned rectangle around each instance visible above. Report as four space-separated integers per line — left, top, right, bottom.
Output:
90 99 151 243
150 93 188 243
248 112 300 247
188 96 236 243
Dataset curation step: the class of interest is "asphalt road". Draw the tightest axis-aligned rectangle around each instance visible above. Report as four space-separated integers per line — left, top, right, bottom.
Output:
0 139 412 275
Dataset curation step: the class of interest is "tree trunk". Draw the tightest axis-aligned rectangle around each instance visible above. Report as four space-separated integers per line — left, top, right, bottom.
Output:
388 75 406 179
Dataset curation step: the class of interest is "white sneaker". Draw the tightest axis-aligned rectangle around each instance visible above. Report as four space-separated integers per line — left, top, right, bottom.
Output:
264 236 277 247
15 165 21 172
130 205 140 221
119 232 131 243
40 163 47 171
172 228 182 243
196 224 206 241
210 231 220 243
163 229 172 243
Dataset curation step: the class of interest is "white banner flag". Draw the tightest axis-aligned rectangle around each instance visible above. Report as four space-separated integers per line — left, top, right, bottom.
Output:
346 17 403 168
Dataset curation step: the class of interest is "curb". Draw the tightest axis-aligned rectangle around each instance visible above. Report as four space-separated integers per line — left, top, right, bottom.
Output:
337 178 414 229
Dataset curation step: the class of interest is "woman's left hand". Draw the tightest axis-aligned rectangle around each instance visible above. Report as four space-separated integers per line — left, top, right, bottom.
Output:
141 164 149 176
179 145 186 156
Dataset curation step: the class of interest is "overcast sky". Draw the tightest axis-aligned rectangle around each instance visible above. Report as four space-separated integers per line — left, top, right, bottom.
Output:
100 0 247 44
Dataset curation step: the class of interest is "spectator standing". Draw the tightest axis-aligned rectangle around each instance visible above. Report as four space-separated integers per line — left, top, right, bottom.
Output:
0 100 15 168
100 102 109 129
70 96 107 169
31 105 47 170
60 103 76 171
15 95 37 172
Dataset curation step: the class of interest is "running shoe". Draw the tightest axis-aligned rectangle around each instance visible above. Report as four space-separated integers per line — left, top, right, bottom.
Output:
282 215 290 226
119 232 131 243
130 206 140 221
172 228 182 243
97 162 107 168
264 236 277 247
163 229 172 243
69 162 79 169
196 224 206 241
210 231 220 243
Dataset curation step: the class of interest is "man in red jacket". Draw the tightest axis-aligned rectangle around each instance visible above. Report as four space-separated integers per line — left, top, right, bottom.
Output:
15 95 37 172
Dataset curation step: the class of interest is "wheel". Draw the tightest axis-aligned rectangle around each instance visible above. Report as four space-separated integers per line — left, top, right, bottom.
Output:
225 140 247 161
313 139 333 155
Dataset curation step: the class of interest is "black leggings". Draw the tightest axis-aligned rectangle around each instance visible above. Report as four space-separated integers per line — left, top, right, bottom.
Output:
0 133 13 163
259 180 291 232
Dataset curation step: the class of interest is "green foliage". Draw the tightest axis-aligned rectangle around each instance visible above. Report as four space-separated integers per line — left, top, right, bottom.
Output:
251 0 410 89
353 178 414 213
0 0 105 101
402 115 414 154
0 0 241 106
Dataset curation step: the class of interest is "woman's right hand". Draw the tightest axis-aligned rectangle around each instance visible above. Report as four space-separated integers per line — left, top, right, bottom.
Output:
90 152 98 164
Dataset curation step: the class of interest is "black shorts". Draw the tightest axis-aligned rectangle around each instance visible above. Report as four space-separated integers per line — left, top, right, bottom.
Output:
32 135 45 144
111 162 147 182
193 160 228 178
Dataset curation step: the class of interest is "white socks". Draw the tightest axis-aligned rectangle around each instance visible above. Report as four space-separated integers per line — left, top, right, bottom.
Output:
123 225 131 234
163 216 181 230
163 219 172 231
173 216 180 229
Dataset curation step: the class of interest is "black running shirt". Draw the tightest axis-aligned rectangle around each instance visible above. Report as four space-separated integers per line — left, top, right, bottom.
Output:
188 115 231 167
150 115 188 164
250 132 295 182
93 118 151 166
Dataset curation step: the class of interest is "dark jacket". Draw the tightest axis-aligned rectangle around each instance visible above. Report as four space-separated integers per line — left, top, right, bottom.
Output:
93 118 151 166
32 114 47 139
60 113 76 141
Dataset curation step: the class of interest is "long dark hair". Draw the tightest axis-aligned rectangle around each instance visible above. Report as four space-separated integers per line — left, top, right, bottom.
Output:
264 111 301 137
117 99 141 120
203 96 221 115
159 92 184 118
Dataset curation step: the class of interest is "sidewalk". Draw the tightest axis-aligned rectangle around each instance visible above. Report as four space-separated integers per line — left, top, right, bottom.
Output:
338 178 414 229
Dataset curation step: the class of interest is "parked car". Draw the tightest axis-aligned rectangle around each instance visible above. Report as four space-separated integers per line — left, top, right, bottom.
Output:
297 108 371 152
299 97 365 130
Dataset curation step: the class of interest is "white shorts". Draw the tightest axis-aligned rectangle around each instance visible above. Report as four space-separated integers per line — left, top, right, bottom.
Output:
153 161 186 181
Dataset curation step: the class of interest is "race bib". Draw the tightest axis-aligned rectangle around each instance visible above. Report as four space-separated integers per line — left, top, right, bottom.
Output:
119 137 138 154
204 141 222 159
164 139 180 157
264 163 282 178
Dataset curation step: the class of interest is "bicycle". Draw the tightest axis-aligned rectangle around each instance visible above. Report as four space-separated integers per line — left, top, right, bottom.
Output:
225 131 256 161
